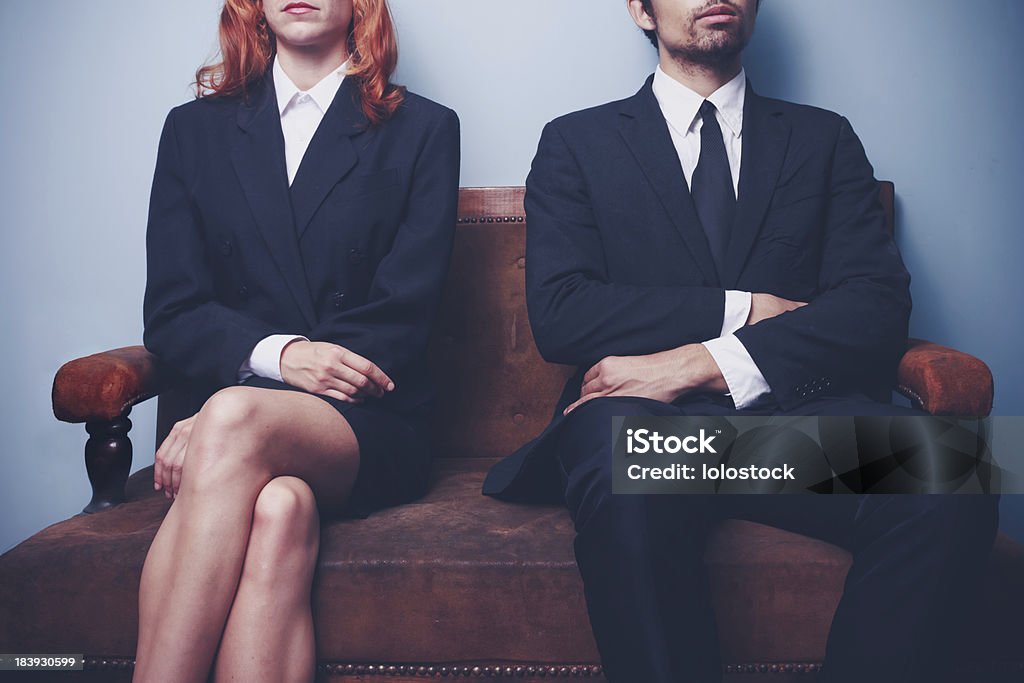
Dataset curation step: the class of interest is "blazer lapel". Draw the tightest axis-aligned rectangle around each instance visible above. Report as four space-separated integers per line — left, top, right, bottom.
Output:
290 76 364 239
618 76 720 285
721 83 791 286
229 72 317 329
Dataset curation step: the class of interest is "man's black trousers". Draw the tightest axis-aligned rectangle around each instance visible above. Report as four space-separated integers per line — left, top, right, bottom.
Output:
554 395 1000 683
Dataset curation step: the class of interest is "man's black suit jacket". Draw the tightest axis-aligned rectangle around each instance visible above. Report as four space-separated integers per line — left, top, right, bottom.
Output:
143 70 460 417
483 75 911 501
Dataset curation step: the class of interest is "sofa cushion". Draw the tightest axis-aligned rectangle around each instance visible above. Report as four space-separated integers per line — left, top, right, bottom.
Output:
2 463 1021 670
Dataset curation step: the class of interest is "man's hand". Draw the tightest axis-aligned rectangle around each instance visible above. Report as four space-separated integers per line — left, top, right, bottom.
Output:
280 340 395 403
748 293 807 326
154 413 197 499
564 345 728 415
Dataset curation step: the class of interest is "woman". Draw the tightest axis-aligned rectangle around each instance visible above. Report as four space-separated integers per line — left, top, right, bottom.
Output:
135 0 459 680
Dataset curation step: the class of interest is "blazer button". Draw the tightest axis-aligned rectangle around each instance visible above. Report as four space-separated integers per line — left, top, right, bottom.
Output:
220 240 232 256
348 248 364 265
332 291 345 309
238 285 248 297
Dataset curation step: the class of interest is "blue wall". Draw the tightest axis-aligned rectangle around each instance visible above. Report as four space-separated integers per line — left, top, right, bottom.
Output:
1 0 1021 553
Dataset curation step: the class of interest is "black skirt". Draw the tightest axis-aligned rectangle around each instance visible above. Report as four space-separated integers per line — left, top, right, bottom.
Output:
239 375 432 518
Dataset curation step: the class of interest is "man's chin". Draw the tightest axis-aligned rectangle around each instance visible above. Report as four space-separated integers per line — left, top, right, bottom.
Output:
700 29 745 51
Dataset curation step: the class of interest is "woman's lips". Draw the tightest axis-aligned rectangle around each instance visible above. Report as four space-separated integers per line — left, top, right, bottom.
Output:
283 2 317 14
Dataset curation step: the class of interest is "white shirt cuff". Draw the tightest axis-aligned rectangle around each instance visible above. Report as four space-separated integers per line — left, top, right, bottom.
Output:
237 334 308 383
721 290 752 336
702 334 771 410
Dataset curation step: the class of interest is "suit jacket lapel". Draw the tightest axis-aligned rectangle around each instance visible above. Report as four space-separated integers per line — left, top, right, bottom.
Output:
230 71 317 328
290 76 364 239
722 83 791 286
618 76 720 285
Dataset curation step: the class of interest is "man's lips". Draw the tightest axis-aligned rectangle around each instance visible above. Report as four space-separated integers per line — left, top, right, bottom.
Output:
697 4 739 21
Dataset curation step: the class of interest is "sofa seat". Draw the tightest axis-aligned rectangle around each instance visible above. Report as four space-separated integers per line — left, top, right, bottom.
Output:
3 460 1021 681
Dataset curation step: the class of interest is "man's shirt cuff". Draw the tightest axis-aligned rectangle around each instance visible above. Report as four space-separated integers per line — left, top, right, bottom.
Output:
237 334 308 384
702 333 771 410
721 290 752 336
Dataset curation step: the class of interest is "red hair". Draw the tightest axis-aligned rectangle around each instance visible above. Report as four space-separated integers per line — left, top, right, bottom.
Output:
195 0 404 125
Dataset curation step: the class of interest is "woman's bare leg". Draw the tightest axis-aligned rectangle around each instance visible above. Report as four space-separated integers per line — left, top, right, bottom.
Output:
133 387 360 683
211 476 321 683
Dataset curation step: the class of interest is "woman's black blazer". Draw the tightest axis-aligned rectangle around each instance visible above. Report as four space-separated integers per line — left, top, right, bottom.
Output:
142 70 461 415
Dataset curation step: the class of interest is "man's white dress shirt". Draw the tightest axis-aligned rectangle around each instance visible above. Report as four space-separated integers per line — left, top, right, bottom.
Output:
651 64 771 409
236 56 350 383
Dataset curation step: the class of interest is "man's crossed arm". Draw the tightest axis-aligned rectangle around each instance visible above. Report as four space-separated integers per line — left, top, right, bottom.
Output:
563 292 804 415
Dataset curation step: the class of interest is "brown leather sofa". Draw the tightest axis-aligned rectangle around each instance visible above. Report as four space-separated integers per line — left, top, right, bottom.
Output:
2 185 1021 682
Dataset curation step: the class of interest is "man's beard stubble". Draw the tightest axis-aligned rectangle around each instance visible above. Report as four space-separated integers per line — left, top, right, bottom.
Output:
666 2 750 68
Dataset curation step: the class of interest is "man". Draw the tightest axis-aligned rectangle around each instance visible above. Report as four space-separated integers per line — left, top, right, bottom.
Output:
483 1 999 681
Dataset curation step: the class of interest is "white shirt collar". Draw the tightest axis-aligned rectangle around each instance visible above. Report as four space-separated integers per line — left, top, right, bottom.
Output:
272 55 350 115
652 65 746 140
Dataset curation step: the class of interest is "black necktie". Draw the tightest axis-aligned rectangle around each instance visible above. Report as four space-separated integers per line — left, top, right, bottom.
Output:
691 100 735 274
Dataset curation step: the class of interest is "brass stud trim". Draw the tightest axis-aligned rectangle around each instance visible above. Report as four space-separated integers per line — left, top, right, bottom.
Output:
896 383 926 410
457 215 526 224
82 657 1024 676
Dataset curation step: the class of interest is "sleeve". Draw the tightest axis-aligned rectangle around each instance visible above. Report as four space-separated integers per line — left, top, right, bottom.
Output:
237 334 309 383
702 334 771 409
705 290 769 408
142 108 283 387
302 108 461 380
733 117 911 409
524 120 728 367
721 290 752 336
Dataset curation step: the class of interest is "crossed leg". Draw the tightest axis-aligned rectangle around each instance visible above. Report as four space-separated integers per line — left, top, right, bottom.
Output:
210 475 321 682
132 385 362 683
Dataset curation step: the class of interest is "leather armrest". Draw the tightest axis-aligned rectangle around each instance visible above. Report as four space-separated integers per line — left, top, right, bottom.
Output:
896 338 994 417
52 345 172 423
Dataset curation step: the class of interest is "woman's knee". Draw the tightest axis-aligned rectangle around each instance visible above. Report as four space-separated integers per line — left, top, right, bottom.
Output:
196 387 263 437
237 477 321 589
187 387 267 472
251 476 321 554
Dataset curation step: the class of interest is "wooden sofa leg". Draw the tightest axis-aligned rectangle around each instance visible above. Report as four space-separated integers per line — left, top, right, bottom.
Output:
83 412 133 514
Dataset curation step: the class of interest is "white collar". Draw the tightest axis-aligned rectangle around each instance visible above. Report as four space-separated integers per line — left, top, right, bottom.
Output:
652 65 746 140
272 55 350 115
